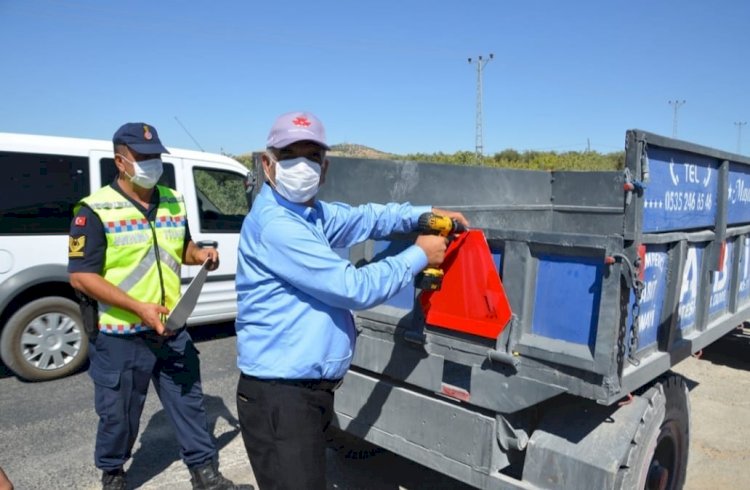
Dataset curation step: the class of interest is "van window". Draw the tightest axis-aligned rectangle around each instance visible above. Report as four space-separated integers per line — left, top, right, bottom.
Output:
0 151 90 234
99 158 176 189
193 168 248 232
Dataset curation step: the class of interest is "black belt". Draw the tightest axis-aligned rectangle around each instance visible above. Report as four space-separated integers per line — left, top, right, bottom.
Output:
241 373 343 392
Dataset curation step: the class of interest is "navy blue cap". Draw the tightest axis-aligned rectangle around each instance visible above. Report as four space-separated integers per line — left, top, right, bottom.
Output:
112 122 169 154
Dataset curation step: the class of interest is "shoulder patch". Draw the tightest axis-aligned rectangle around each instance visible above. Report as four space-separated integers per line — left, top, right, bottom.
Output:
69 236 86 258
74 216 87 226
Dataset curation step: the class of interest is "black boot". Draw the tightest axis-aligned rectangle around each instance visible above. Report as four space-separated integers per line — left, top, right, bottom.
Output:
101 469 126 490
189 461 239 490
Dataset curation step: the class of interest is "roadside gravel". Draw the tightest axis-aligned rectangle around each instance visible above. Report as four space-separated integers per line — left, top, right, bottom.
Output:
673 327 750 489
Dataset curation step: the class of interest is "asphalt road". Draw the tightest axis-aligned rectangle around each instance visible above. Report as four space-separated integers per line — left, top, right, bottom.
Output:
1 323 747 489
0 323 470 490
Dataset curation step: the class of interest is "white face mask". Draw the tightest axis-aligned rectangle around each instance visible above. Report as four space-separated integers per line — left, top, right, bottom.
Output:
270 156 322 203
119 155 163 189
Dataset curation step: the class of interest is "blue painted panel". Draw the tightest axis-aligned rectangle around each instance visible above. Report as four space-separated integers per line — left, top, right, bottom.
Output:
727 163 750 224
629 245 669 351
738 237 750 306
677 243 706 331
372 240 415 310
643 147 718 232
489 243 504 279
532 254 603 349
708 239 734 318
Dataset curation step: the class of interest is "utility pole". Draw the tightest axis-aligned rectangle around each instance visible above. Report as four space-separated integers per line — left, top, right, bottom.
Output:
468 53 493 160
668 100 686 138
735 121 747 155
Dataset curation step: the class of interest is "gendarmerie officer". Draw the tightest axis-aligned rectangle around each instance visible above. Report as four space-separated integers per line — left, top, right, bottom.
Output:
68 122 240 490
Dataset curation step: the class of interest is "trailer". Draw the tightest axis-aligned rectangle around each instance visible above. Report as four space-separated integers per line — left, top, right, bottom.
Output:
255 130 749 488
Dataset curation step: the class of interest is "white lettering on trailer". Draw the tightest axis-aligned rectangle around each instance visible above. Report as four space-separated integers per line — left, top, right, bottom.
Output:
641 280 657 303
645 252 666 270
659 191 712 212
655 160 715 216
638 309 655 332
731 179 750 205
712 252 728 293
684 163 700 184
709 289 727 309
678 247 698 321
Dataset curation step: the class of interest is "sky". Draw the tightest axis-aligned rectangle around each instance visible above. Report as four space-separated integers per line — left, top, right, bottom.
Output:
1 0 749 157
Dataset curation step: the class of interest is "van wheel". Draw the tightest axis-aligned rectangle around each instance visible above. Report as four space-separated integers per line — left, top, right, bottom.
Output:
0 297 88 381
618 373 690 489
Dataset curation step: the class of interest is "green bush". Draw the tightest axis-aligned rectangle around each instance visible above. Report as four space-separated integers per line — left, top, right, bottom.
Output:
400 149 625 171
226 148 626 172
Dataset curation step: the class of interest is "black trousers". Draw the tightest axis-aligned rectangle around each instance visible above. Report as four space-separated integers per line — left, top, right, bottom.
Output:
237 374 335 490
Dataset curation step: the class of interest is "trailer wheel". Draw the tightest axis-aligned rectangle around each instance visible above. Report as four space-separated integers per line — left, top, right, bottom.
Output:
0 297 88 381
620 373 690 490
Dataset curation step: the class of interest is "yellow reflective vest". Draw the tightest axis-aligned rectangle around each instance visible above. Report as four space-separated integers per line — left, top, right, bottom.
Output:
76 185 186 334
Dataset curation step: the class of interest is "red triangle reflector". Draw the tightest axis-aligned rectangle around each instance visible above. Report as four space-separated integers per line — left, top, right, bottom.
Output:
419 230 512 339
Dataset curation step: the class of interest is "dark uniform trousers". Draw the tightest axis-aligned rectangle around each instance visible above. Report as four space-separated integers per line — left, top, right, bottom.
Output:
236 374 338 490
89 328 216 471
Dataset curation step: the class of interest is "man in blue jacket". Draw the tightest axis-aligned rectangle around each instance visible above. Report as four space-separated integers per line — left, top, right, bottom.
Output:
235 111 468 489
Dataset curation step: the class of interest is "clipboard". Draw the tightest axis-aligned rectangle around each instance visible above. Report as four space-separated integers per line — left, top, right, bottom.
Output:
165 259 210 331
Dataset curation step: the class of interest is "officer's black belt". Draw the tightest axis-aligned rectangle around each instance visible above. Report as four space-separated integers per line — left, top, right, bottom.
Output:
241 372 343 392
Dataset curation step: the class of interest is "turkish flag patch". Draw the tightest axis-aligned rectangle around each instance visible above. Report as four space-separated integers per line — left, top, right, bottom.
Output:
74 216 87 226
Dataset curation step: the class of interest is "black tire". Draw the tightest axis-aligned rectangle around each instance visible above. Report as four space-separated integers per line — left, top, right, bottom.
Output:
0 297 89 381
619 373 690 489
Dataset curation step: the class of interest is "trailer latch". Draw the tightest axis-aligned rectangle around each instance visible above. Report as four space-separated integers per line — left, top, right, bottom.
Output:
623 168 646 206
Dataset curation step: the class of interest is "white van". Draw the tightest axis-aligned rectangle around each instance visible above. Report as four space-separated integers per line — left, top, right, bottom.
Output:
0 132 253 381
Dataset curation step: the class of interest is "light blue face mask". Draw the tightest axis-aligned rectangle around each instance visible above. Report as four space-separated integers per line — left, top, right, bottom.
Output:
119 155 164 189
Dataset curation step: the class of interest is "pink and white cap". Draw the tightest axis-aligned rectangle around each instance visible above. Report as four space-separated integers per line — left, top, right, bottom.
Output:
266 111 329 150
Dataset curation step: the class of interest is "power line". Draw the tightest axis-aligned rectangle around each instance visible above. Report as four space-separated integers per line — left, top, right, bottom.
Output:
174 116 205 152
736 121 748 155
468 53 493 160
668 99 686 138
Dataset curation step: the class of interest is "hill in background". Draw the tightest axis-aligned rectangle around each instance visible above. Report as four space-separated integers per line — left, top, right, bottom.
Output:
234 143 390 167
234 143 625 171
328 143 394 160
